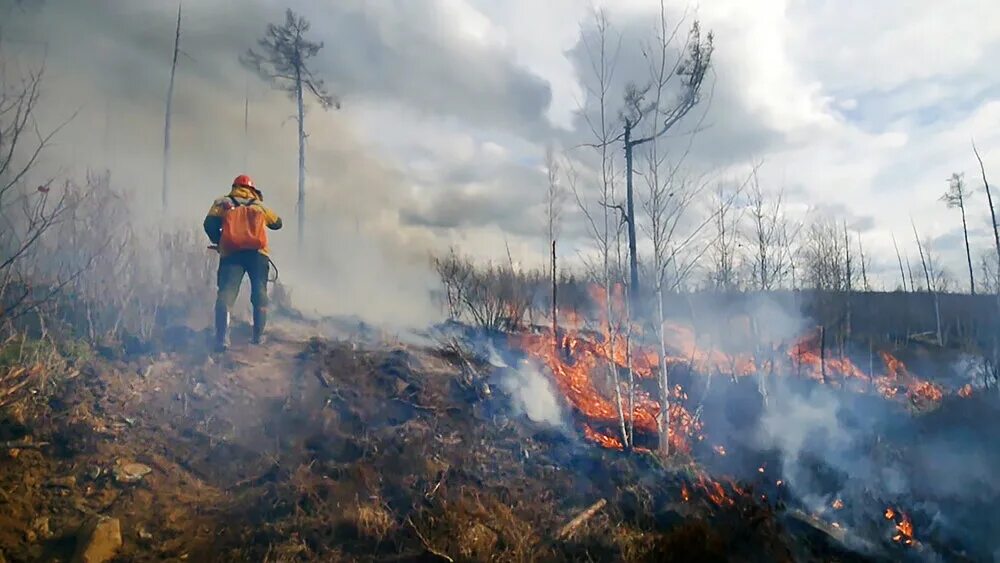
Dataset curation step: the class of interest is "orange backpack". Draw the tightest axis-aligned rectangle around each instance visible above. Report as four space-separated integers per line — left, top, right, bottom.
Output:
220 197 268 252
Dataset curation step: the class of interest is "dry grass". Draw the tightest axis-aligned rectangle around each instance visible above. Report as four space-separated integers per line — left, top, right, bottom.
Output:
355 497 395 541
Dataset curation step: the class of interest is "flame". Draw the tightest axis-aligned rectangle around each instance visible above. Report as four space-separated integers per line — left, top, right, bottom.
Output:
909 381 943 403
512 285 954 455
513 291 703 453
959 384 974 398
884 506 916 546
583 424 624 450
698 476 734 507
681 483 691 502
832 499 844 510
789 331 869 382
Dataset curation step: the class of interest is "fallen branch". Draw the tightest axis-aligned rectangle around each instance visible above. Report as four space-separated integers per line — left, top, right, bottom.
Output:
313 367 331 388
786 509 876 553
406 517 454 562
0 366 27 383
555 498 607 540
1 440 49 450
227 463 281 491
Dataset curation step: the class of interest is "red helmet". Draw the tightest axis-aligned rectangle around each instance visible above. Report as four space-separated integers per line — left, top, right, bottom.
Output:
232 174 255 189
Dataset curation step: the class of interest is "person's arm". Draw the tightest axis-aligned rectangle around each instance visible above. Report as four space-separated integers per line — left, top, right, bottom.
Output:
259 203 283 230
204 200 224 244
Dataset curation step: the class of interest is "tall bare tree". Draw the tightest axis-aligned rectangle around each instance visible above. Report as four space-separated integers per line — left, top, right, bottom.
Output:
891 232 908 292
544 145 565 341
636 3 718 457
573 10 630 448
161 1 182 209
620 14 713 300
941 172 976 294
912 222 942 345
973 141 1000 299
242 9 340 246
856 232 870 291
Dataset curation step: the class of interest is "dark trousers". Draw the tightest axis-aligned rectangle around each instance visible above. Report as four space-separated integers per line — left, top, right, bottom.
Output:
216 250 270 310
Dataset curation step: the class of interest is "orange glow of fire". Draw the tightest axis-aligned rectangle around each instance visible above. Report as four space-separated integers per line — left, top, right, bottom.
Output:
832 499 844 510
789 331 869 382
512 285 954 455
959 384 974 398
884 506 916 546
514 289 704 452
909 381 943 403
699 476 734 507
583 424 624 450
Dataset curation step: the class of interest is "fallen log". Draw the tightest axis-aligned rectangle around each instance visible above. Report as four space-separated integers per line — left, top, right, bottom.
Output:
555 498 607 540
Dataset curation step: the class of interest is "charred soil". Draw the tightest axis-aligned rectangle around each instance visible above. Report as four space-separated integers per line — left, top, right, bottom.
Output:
0 318 978 562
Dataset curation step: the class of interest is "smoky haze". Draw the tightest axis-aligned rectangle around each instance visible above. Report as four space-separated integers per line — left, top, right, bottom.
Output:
1 0 448 327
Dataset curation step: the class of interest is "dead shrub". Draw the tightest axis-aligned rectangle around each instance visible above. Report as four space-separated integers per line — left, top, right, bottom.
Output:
432 248 539 332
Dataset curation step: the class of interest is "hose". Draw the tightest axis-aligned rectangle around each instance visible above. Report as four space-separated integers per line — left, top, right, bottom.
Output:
266 255 279 284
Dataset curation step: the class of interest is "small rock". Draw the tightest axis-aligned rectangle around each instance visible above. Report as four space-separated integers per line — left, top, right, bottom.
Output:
113 462 152 483
136 525 152 541
72 516 122 563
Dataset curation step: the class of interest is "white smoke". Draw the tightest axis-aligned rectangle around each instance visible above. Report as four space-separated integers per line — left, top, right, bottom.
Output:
488 346 566 427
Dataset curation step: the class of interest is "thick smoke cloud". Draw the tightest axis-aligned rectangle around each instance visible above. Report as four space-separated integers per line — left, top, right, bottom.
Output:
0 0 564 326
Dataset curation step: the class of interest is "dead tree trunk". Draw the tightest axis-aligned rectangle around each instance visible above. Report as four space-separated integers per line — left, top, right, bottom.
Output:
913 225 942 345
960 191 975 295
892 233 908 292
624 121 639 302
295 67 306 246
973 139 1000 385
551 240 558 341
820 325 827 385
161 1 182 210
974 141 1000 297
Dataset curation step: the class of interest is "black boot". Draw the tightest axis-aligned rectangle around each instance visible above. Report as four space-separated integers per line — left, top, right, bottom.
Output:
252 306 267 345
214 303 230 352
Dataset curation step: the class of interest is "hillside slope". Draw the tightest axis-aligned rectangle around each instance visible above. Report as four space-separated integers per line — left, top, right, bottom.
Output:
0 316 851 562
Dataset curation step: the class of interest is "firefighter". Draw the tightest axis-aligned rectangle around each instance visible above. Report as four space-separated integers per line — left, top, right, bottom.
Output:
203 174 282 351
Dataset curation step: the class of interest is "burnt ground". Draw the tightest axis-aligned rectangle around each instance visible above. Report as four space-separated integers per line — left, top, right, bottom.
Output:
0 317 979 562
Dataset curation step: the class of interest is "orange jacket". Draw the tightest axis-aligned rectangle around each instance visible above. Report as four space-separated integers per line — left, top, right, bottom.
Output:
203 186 282 256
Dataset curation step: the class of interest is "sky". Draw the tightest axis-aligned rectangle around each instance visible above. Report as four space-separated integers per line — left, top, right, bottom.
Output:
3 0 1000 312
